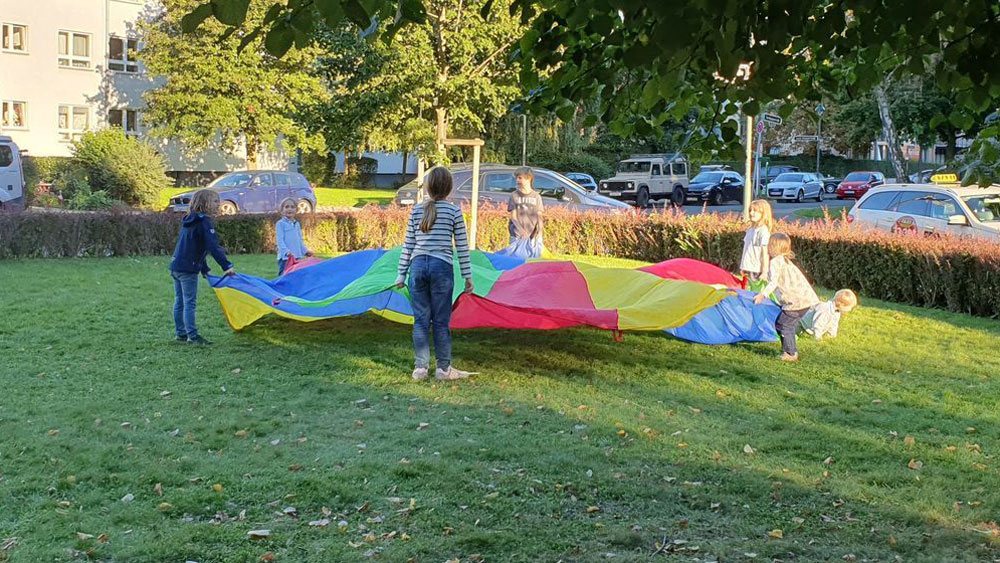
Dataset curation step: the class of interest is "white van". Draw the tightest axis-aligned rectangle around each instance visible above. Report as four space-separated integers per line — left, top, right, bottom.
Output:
848 183 1000 241
0 136 25 210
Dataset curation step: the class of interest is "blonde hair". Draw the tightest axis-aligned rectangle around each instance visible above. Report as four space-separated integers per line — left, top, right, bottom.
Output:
419 166 453 233
187 189 219 217
749 199 774 230
834 289 858 312
768 232 794 259
514 166 534 180
278 197 297 212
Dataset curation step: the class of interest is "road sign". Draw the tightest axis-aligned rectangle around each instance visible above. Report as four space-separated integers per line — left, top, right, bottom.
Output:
816 103 826 116
755 121 765 135
794 135 819 142
762 113 782 126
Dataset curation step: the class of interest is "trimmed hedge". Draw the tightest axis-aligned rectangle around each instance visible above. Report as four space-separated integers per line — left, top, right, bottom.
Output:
1 207 999 317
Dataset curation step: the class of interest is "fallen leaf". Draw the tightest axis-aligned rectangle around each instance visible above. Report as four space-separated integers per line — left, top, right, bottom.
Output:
945 445 957 452
287 464 303 472
76 532 94 541
904 436 915 446
232 368 242 375
154 483 163 497
235 430 248 438
416 422 429 431
97 533 108 543
160 390 171 398
768 529 783 539
967 427 976 433
247 530 271 540
586 506 600 513
261 553 275 562
120 493 134 503
67 475 77 485
617 429 627 437
47 429 60 436
282 506 297 516
872 399 882 404
308 518 330 527
213 483 223 493
157 502 173 512
120 422 132 430
744 444 756 455
907 458 923 470
792 517 805 524
677 442 688 448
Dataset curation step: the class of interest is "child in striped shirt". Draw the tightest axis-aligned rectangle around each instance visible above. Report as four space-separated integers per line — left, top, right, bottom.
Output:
395 167 475 381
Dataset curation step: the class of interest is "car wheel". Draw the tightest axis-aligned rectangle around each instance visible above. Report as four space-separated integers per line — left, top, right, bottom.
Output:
219 201 238 215
815 188 823 202
825 183 837 194
636 187 650 208
795 190 804 203
709 189 724 206
670 188 686 207
297 199 314 214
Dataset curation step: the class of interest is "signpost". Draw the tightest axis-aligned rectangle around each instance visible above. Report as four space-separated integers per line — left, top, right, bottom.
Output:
743 115 754 220
815 103 826 173
762 113 782 126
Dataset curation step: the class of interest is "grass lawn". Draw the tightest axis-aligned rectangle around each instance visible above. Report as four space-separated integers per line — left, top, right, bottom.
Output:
794 207 852 221
153 188 396 211
3 254 1000 562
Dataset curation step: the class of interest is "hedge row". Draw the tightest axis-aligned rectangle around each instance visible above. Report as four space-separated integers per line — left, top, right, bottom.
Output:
1 206 999 317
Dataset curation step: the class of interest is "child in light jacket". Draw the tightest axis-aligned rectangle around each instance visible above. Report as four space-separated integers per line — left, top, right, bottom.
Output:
753 233 819 362
275 197 311 275
802 289 858 340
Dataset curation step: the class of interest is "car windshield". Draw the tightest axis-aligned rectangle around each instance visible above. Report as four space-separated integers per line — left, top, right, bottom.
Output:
692 172 724 183
774 173 803 182
844 172 871 182
210 173 253 188
618 161 651 173
962 195 1000 222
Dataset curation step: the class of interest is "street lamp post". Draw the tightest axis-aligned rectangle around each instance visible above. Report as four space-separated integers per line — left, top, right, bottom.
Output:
815 103 826 174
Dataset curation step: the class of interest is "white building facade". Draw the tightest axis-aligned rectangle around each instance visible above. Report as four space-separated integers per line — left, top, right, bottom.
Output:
0 0 282 182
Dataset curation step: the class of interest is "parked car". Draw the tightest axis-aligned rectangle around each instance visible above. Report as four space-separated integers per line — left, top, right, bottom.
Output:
565 172 597 191
0 135 25 210
597 154 690 207
836 171 885 199
393 164 632 212
168 170 316 214
819 174 843 194
908 166 947 184
848 184 1000 240
760 165 801 188
767 172 825 202
685 170 745 205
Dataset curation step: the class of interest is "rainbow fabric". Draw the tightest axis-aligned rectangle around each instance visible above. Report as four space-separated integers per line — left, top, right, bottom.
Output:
208 248 779 345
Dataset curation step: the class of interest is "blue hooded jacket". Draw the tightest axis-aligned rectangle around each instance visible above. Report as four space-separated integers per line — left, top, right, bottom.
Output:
169 213 233 275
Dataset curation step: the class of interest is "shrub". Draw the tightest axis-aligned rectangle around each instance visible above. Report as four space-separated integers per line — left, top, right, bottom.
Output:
71 128 171 207
67 188 115 210
2 207 1000 317
21 156 74 206
531 150 614 181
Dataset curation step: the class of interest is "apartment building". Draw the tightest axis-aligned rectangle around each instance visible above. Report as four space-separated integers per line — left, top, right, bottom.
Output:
0 0 286 182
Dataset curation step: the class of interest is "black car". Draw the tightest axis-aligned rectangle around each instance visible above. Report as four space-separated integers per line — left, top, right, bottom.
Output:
760 165 801 187
685 170 746 205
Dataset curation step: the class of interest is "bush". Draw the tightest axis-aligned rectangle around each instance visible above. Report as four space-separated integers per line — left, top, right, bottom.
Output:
71 129 172 207
2 207 999 317
531 150 614 181
67 188 115 210
21 156 74 206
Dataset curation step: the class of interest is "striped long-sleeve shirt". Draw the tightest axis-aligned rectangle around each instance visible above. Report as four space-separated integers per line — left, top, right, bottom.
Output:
396 201 472 284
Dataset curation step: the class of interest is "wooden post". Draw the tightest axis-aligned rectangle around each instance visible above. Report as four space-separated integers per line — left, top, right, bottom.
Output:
470 144 481 250
743 115 754 221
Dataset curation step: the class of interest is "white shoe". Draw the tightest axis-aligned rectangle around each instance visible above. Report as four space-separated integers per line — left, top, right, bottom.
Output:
435 366 475 381
411 367 429 381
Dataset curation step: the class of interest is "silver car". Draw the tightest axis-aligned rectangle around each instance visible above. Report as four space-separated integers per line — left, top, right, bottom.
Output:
766 172 825 202
393 165 632 212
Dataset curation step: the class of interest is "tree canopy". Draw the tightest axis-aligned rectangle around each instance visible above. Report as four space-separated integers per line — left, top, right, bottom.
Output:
140 0 328 167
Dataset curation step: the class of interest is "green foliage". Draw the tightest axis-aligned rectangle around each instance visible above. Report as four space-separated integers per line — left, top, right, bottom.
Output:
306 0 524 161
21 156 74 206
66 188 115 211
71 128 172 207
529 150 613 182
139 0 327 165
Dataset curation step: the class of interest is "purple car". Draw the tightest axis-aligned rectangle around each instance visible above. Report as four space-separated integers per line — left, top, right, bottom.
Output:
168 170 316 215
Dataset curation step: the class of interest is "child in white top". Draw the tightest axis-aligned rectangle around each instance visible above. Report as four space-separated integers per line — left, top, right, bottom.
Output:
740 199 773 282
275 198 311 275
802 289 858 340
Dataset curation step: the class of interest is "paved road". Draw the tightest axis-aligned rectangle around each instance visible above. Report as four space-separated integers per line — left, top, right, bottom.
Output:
647 198 855 219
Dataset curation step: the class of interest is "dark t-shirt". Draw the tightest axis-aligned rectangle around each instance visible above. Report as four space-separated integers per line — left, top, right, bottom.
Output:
508 190 543 239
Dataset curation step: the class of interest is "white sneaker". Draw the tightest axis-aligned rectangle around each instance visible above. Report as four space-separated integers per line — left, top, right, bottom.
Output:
435 366 475 381
411 367 429 381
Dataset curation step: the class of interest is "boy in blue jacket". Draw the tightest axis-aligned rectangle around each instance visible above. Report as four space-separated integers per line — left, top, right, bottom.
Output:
169 190 235 345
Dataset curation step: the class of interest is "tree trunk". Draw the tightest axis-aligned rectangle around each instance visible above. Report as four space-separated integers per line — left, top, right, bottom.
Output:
246 141 259 170
945 132 957 162
873 82 907 181
401 151 408 174
343 151 350 176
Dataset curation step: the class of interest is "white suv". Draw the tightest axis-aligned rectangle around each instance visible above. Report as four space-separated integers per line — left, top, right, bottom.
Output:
0 135 25 210
847 183 1000 240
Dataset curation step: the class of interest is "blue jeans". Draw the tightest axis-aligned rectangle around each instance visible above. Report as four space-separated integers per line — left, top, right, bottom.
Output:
776 308 809 355
171 271 200 339
408 255 455 370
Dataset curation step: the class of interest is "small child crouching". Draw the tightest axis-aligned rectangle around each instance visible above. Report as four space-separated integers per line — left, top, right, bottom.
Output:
801 289 858 340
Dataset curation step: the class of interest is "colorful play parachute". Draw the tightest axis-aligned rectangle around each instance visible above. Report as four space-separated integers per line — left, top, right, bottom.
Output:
209 248 779 345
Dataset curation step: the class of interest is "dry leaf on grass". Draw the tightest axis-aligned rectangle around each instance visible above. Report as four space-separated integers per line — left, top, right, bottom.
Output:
154 483 163 497
907 459 923 470
767 529 783 539
247 530 270 540
744 444 756 455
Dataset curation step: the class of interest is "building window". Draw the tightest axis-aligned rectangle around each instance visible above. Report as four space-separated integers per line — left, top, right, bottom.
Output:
109 109 139 136
108 36 138 72
2 23 28 53
2 101 27 129
58 105 89 141
58 31 91 68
